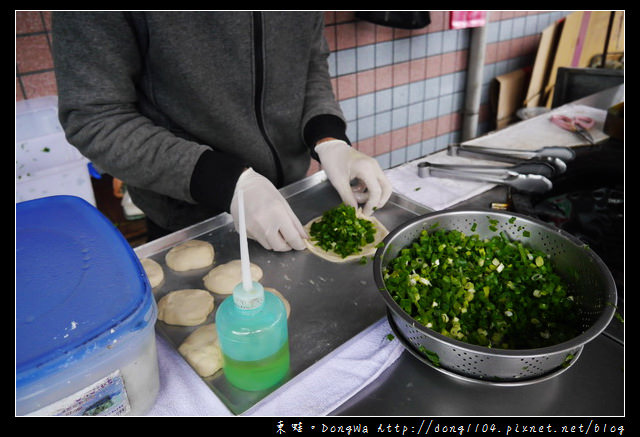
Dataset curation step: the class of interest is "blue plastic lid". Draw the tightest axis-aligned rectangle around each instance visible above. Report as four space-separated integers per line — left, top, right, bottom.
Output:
16 196 154 389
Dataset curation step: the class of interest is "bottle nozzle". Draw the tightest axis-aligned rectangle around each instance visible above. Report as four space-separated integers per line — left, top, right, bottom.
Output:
237 188 253 292
234 188 264 309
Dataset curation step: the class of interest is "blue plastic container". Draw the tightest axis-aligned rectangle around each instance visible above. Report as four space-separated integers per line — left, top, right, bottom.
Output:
215 281 289 391
16 196 159 416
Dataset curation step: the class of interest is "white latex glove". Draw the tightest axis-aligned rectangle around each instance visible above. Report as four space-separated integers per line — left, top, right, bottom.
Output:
230 168 307 252
315 139 392 216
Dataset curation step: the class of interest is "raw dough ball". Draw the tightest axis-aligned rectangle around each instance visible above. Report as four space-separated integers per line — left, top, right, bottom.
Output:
178 324 223 377
265 287 290 319
157 289 214 326
303 211 389 263
165 239 214 272
140 258 164 288
202 260 263 295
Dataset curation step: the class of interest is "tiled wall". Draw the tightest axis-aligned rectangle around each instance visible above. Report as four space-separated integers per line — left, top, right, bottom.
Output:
321 11 570 173
16 11 570 174
16 11 55 101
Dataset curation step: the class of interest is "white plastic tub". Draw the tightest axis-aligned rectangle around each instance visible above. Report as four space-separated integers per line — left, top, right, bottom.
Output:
16 196 159 416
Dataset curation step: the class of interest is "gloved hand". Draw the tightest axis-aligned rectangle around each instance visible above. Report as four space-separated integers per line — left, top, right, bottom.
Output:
315 139 392 216
230 168 307 252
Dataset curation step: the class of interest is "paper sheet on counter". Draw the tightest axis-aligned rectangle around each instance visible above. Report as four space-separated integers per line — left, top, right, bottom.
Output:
385 104 608 211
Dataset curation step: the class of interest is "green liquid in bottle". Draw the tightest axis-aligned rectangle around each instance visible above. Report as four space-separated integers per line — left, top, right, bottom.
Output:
216 283 290 391
222 340 290 391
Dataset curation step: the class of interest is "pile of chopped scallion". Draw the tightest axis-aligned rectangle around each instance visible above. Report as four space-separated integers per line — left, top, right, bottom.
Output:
309 204 376 258
383 226 581 349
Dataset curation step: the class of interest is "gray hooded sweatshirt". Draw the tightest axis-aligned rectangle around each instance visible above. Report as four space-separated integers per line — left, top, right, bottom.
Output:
52 11 348 231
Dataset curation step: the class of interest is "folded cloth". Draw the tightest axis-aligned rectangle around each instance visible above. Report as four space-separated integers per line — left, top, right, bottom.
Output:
244 317 404 416
145 335 233 416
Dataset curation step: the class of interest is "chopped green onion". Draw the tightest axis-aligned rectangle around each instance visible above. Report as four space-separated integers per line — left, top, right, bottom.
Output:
309 204 376 258
383 227 579 349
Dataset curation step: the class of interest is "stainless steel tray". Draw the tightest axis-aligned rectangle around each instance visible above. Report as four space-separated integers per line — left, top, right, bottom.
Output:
134 171 431 414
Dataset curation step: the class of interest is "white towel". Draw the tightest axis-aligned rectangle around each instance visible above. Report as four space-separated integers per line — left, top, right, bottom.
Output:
145 335 233 416
146 317 403 416
244 317 403 416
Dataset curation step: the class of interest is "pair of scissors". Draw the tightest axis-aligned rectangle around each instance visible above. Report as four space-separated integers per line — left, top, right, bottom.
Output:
549 114 596 144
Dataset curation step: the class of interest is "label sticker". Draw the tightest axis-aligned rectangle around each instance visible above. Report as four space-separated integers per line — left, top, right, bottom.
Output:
28 370 131 416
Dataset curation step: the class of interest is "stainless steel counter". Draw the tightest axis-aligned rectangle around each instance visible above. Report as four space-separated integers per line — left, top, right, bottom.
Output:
333 335 623 416
331 85 625 416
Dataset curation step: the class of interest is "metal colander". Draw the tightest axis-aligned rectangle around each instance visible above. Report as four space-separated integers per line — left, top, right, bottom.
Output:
373 209 618 385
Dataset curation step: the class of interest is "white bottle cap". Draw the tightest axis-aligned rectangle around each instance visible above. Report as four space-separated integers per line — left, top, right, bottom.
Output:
232 280 265 310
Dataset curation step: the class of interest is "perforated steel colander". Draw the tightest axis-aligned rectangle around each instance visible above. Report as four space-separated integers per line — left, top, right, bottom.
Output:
373 210 618 385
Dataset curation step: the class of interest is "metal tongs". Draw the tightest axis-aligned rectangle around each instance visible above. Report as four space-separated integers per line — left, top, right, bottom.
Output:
417 161 554 194
447 143 575 174
416 143 576 194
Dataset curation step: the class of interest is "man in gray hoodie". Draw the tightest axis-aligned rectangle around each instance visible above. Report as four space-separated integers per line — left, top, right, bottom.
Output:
52 11 391 251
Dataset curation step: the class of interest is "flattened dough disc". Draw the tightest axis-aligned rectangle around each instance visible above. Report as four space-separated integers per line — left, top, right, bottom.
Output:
202 260 263 295
157 288 214 326
165 239 215 272
140 257 164 288
265 287 290 319
178 324 223 377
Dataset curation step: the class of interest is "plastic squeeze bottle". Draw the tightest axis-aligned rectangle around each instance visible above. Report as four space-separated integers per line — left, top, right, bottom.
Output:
215 189 290 391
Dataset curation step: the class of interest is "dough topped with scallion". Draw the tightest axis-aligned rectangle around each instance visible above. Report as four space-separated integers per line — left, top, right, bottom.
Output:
304 204 388 263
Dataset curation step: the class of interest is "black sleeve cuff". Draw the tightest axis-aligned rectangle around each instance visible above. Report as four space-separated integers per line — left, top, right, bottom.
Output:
189 150 247 213
303 114 351 160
